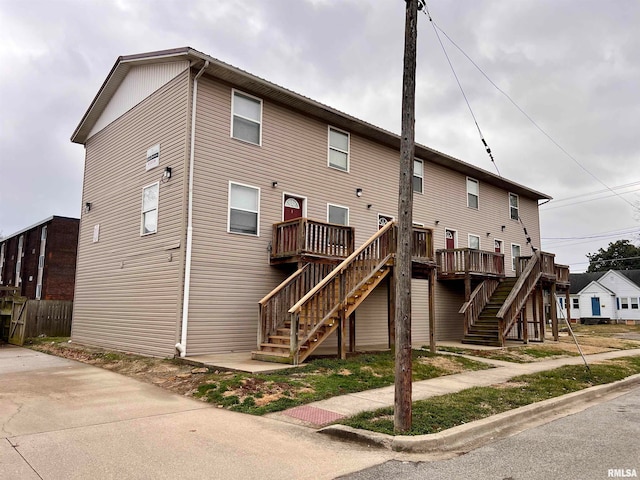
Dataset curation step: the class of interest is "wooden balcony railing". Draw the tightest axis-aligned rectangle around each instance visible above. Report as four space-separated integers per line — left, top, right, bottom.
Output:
411 226 434 262
555 264 570 286
271 218 355 261
436 248 504 278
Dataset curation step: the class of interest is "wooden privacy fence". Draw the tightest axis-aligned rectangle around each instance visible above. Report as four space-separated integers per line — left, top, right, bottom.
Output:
23 300 73 338
2 299 73 345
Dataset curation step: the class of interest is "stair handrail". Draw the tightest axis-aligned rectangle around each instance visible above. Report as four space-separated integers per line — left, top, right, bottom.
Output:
459 279 500 336
288 221 396 361
496 251 542 340
258 262 335 346
288 220 396 315
292 253 394 362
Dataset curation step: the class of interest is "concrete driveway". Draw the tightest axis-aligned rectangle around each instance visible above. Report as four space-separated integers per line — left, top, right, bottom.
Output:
0 345 394 480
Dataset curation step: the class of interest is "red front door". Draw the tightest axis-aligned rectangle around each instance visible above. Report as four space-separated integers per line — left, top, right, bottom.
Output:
283 194 304 221
445 230 455 272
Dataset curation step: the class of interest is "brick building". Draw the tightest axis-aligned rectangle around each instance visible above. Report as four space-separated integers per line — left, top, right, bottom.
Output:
0 216 79 300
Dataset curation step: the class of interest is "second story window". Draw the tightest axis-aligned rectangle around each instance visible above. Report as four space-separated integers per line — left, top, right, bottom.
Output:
328 127 349 171
141 183 159 235
413 159 424 194
232 90 262 145
509 193 519 220
469 234 480 250
467 178 479 209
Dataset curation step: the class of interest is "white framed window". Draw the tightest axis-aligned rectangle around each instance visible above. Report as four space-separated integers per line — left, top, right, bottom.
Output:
228 182 260 236
141 182 159 235
35 284 42 300
468 234 480 250
41 226 47 241
15 235 24 287
232 90 262 145
621 297 629 309
38 255 45 269
511 243 521 271
0 242 5 284
467 177 479 209
632 298 639 310
327 203 349 226
509 193 519 220
572 297 579 309
328 127 349 171
558 297 564 309
413 159 424 194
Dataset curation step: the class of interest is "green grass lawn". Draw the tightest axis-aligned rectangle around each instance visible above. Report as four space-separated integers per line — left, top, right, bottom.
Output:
195 350 491 414
341 356 640 436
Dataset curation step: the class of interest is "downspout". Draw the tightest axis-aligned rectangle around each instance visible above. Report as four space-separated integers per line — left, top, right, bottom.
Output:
176 60 209 358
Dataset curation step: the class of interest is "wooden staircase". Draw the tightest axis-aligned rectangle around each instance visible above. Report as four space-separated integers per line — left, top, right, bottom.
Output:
460 251 544 347
462 277 517 346
252 221 397 364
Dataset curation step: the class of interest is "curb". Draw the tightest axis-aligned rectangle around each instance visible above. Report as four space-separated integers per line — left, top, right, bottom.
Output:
318 373 640 453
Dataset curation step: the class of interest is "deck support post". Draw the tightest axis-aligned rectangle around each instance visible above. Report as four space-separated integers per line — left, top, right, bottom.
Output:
337 308 347 360
551 283 558 341
428 268 436 353
532 288 539 340
349 312 356 353
388 273 396 349
523 296 529 344
539 287 545 340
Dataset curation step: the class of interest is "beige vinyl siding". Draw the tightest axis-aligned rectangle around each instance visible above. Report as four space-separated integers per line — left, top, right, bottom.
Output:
89 61 190 138
182 74 544 355
72 70 190 357
354 284 389 348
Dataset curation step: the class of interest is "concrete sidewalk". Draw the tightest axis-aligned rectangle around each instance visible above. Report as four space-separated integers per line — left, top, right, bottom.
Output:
269 348 640 427
0 344 397 480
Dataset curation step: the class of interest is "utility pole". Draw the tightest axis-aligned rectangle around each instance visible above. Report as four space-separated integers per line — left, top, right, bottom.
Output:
395 0 420 434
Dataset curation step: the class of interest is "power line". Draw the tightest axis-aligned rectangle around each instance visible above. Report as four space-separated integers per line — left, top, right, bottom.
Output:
544 180 640 205
540 185 640 211
421 3 637 211
421 3 500 177
542 226 640 241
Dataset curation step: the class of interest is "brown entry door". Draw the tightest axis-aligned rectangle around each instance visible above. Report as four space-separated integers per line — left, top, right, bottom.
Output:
283 194 304 221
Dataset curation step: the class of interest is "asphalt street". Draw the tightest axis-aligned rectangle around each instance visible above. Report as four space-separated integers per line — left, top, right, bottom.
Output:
339 386 640 480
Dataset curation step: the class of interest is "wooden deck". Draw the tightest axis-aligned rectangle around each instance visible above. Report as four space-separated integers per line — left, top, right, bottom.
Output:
436 248 505 280
270 218 436 267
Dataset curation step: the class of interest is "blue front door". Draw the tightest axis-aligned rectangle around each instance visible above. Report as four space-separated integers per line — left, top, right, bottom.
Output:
591 297 601 316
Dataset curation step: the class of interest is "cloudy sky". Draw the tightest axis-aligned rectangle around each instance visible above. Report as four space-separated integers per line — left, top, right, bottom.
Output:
1 0 639 272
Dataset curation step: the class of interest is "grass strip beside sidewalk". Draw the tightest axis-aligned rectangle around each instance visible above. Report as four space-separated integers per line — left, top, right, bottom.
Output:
341 356 640 436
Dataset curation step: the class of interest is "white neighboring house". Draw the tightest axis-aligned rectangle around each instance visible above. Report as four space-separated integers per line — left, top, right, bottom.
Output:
562 270 640 324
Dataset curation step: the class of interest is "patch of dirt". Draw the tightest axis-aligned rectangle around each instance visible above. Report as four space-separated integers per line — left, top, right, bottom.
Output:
28 341 213 396
360 366 383 377
418 355 466 374
495 381 529 390
338 369 352 376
